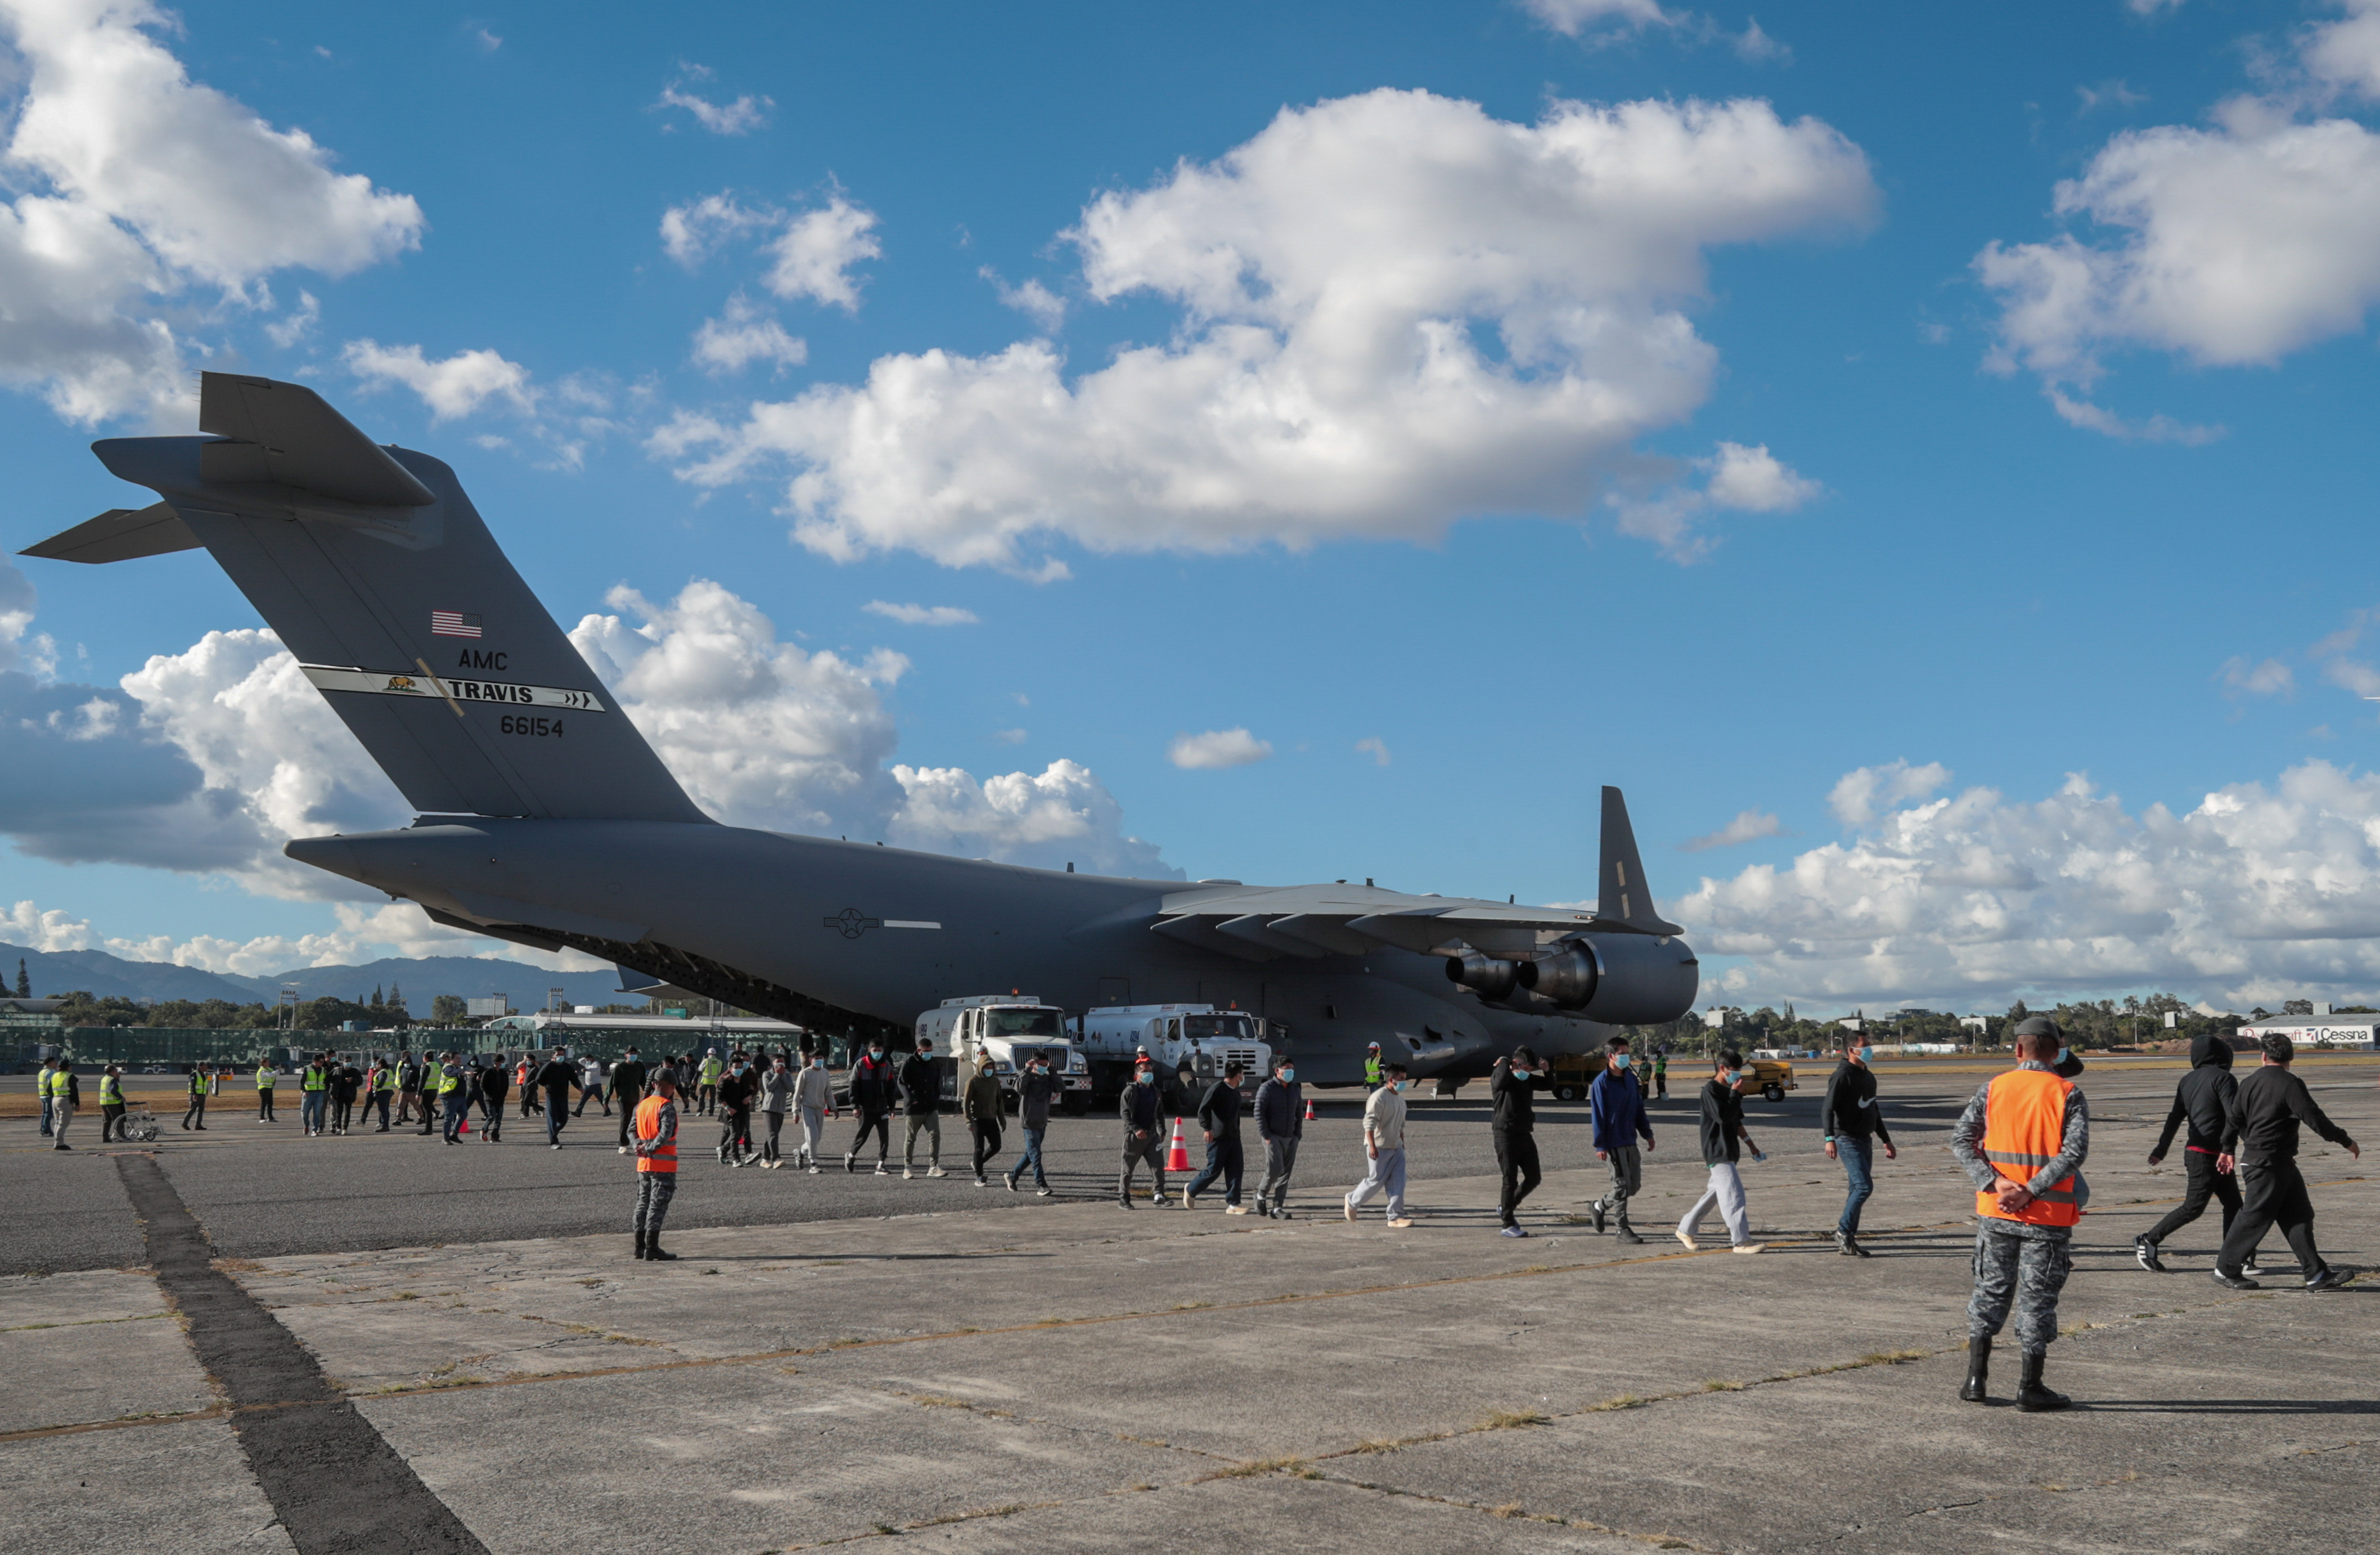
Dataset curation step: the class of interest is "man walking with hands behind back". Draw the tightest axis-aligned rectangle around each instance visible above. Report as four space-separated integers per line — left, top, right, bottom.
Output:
1344 1063 1411 1226
1823 1035 1897 1257
1587 1036 1653 1244
630 1070 681 1261
1950 1016 2089 1412
2213 1032 2359 1291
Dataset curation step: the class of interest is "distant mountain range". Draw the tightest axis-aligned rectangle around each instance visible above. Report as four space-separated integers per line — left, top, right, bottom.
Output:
1 942 629 1011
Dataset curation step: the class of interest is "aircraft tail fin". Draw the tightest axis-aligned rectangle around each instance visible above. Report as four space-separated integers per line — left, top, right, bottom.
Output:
20 372 709 826
1598 786 1682 937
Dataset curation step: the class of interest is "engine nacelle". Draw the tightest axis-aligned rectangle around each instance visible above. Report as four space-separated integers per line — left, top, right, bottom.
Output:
1517 933 1697 1024
1443 951 1519 1000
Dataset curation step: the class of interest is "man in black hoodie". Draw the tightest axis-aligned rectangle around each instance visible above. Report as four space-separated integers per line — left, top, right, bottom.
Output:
2135 1033 2241 1273
2213 1032 2360 1291
1491 1048 1545 1238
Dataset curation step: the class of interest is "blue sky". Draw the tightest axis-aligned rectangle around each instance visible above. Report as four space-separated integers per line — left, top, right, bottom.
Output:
8 0 2380 1012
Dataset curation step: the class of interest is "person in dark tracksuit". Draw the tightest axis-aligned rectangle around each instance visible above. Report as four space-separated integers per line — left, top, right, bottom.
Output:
1822 1037 1897 1257
1252 1057 1302 1219
1118 1057 1169 1208
2136 1033 2240 1272
609 1046 649 1153
2213 1032 2360 1291
964 1061 1004 1187
1183 1061 1247 1212
1491 1048 1545 1237
1006 1053 1059 1196
475 1057 507 1141
535 1047 578 1148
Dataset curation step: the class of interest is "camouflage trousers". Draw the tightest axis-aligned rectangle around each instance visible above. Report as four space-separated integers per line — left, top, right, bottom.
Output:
1967 1222 2072 1355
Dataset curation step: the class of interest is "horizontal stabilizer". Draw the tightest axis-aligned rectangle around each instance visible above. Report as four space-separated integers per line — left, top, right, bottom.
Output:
198 372 435 508
18 503 200 564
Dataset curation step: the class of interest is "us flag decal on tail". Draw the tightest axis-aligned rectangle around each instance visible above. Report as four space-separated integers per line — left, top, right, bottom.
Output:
430 610 482 638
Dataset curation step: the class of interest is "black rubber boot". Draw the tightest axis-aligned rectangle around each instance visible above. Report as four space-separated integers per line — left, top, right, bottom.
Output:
646 1235 679 1262
633 1230 647 1260
2014 1350 2070 1413
1959 1335 1991 1403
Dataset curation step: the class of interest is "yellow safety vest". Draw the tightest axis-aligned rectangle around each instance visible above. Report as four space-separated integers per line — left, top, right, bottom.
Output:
701 1057 723 1084
100 1074 124 1105
44 1068 68 1099
190 1071 209 1095
302 1067 327 1091
256 1066 275 1090
1364 1056 1382 1086
438 1066 461 1095
372 1066 397 1092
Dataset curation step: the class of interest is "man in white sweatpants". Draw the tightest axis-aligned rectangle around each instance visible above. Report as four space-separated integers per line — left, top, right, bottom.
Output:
1679 1049 1767 1255
1345 1063 1413 1227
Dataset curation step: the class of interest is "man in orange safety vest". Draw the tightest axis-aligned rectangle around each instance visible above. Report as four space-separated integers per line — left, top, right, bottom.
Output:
630 1069 682 1262
1950 1015 2089 1413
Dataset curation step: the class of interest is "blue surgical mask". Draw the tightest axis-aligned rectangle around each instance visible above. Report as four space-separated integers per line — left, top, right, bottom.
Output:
1280 1068 1295 1082
1392 1079 1407 1092
1856 1046 1874 1064
2054 1048 2069 1065
1610 1053 1632 1070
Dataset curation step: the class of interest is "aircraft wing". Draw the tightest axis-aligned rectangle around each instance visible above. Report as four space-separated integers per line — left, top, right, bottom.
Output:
1136 785 1683 962
1144 883 1640 963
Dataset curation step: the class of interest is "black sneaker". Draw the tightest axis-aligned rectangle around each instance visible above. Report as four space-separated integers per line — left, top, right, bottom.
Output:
844 1153 857 1174
2134 1236 2166 1274
2211 1266 2259 1291
2306 1267 2357 1292
1589 1201 1607 1234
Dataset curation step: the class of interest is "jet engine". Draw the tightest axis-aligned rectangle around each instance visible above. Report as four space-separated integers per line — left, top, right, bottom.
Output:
1515 933 1697 1025
1443 950 1519 1000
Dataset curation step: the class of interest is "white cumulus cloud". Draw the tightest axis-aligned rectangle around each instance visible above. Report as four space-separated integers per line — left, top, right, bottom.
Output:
1828 759 1951 827
890 760 1172 876
0 0 422 422
1170 727 1272 770
863 601 979 626
341 339 535 420
1520 0 1676 36
1355 736 1391 766
764 193 881 311
691 293 807 376
1977 12 2380 435
654 89 1873 572
2217 656 2294 700
1679 759 2380 1010
660 192 777 267
1681 808 1786 852
1609 439 1824 560
656 64 772 136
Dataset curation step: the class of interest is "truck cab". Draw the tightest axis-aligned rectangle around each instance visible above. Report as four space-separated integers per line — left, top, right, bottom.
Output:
1076 1004 1273 1108
917 995 1094 1114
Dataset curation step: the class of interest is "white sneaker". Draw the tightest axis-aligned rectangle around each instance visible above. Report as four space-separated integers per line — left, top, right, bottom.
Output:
926 1166 948 1178
1675 1230 1702 1251
807 1165 820 1174
875 1162 889 1176
1730 1242 1766 1255
902 1167 914 1180
617 1146 629 1156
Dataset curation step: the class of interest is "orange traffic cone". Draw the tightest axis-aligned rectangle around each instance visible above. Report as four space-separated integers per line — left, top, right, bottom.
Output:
1164 1115 1190 1174
1303 1096 1317 1122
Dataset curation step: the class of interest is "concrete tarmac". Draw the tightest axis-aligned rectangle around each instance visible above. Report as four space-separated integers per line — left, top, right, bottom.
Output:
2 1057 2373 1554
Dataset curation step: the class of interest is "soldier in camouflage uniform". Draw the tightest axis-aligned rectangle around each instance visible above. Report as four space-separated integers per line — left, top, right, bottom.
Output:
1949 1017 2089 1412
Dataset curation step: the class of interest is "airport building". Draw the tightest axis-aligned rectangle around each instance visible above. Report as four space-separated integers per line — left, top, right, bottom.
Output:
2236 1005 2380 1049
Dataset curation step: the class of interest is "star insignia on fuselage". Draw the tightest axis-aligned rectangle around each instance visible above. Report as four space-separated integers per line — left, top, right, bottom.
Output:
825 907 883 939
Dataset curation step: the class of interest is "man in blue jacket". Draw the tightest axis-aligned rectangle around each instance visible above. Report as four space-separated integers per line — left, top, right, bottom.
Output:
1588 1036 1655 1244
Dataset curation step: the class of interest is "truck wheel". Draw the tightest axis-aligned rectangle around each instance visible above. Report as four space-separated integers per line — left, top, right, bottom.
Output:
1763 1083 1784 1102
1553 1083 1576 1102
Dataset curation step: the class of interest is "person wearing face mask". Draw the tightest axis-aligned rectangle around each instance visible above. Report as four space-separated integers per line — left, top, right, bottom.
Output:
1118 1058 1170 1207
1006 1051 1059 1196
794 1050 835 1170
609 1046 649 1154
963 1053 1004 1187
2135 1032 2240 1273
844 1039 897 1174
899 1039 948 1179
1587 1036 1654 1244
1823 1036 1898 1257
1344 1063 1414 1226
755 1054 796 1167
1678 1050 1766 1256
1491 1047 1545 1237
1252 1055 1303 1219
715 1057 757 1166
1184 1060 1250 1213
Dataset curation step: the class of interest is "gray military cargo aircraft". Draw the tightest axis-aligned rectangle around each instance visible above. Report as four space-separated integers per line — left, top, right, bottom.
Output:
23 372 1697 1086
